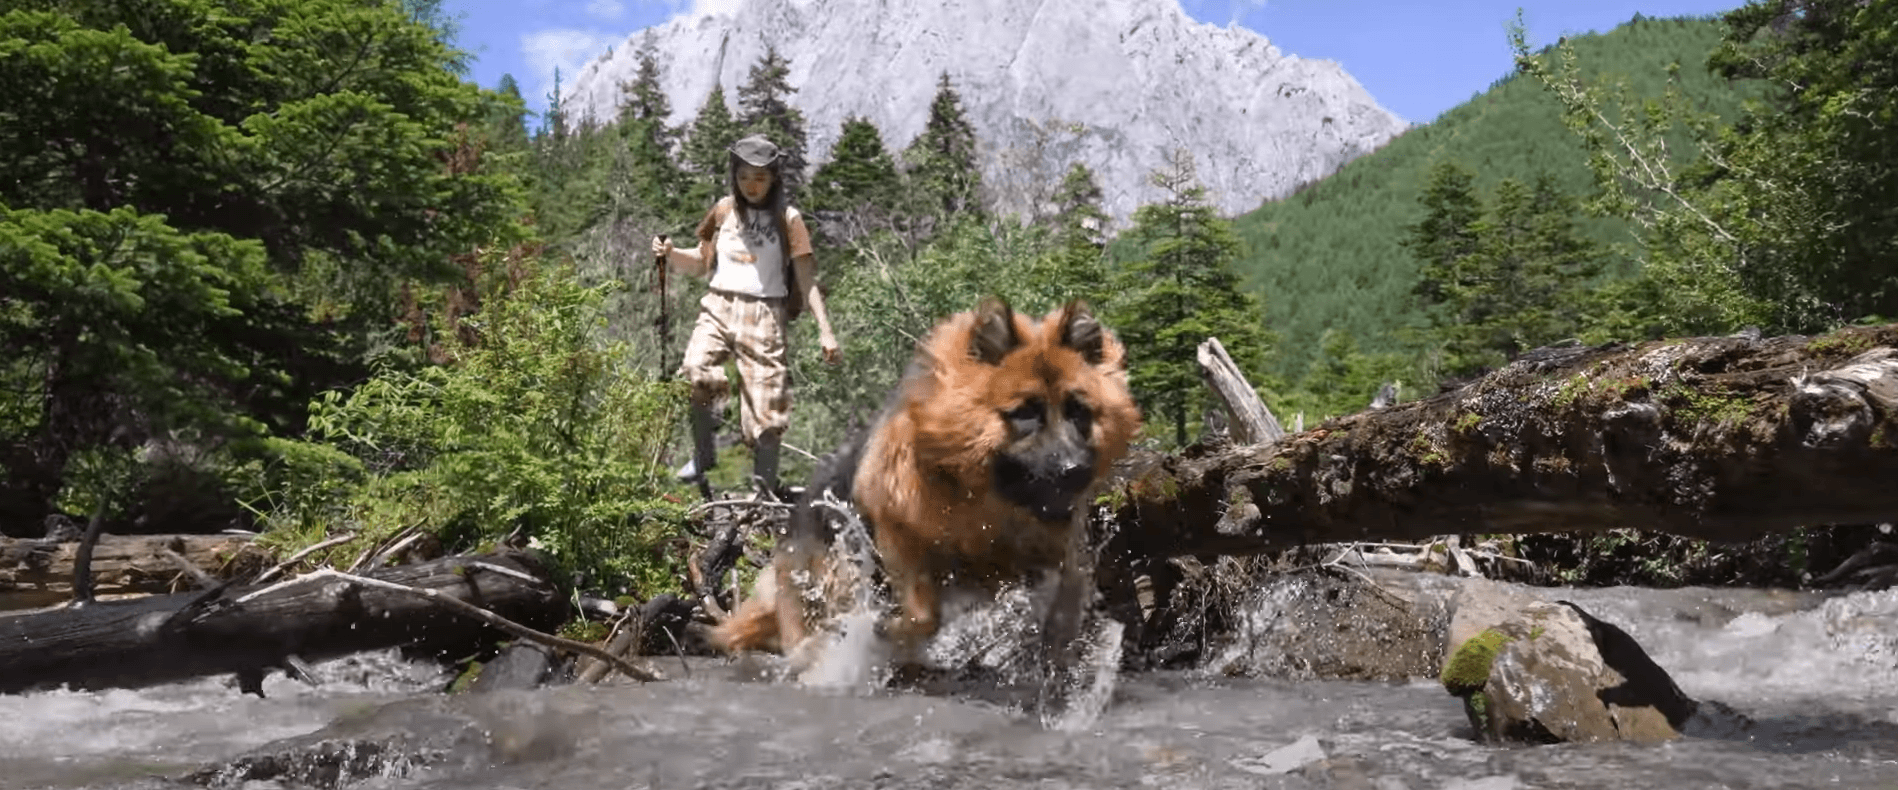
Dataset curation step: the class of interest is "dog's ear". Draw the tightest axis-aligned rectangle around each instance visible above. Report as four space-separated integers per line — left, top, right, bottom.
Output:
1053 300 1106 365
969 296 1021 365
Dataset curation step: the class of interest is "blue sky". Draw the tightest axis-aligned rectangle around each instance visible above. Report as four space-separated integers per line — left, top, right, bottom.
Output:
442 0 1746 127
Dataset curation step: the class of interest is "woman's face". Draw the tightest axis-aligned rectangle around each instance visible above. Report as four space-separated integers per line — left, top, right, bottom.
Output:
737 163 775 204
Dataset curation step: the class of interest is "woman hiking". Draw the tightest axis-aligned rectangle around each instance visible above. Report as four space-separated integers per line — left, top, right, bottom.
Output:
651 134 841 500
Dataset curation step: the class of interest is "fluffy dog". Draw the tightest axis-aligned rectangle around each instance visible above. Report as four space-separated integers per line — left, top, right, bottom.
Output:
709 296 1142 675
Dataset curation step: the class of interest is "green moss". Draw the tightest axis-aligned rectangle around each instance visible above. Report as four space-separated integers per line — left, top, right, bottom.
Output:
1553 371 1650 411
558 618 609 644
614 594 637 609
448 660 484 694
1441 628 1515 696
1528 625 1545 640
1605 375 1650 398
1552 374 1591 409
1806 331 1874 356
1661 382 1752 426
1454 412 1484 433
1267 456 1293 473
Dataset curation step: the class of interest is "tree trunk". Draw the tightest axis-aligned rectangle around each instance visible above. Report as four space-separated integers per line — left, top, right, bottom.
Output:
1198 337 1284 445
1 534 267 611
0 549 566 695
1099 326 1898 561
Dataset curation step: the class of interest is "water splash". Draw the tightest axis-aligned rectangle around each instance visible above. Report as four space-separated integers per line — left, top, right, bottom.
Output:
790 490 893 694
1041 617 1126 733
1554 584 1898 708
796 608 893 694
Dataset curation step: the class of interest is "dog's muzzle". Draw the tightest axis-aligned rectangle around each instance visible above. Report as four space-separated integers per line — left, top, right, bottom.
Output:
994 454 1095 522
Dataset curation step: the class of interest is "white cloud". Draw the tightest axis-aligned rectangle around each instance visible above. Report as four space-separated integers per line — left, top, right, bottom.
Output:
521 28 625 108
1227 0 1266 26
585 0 626 20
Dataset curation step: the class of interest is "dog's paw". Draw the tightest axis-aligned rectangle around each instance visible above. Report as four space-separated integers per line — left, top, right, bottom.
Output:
784 634 826 674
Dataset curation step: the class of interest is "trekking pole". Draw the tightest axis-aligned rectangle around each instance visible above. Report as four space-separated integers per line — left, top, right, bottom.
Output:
654 233 672 381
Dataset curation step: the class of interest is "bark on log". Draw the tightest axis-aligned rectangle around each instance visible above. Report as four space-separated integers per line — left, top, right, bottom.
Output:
0 534 267 611
0 549 565 694
1099 326 1898 560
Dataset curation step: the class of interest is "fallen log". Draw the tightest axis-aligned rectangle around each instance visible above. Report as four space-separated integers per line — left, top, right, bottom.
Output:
0 533 267 611
1099 325 1898 559
0 549 568 695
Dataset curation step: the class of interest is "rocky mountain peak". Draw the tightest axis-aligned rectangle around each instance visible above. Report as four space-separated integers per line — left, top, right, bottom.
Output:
562 0 1408 225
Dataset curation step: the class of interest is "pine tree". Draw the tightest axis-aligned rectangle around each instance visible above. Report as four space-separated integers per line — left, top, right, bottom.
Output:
682 85 741 208
1051 162 1109 249
735 45 809 194
1404 166 1604 376
903 71 983 218
543 66 570 142
1026 162 1113 310
1402 160 1485 314
809 115 900 214
484 74 531 152
531 67 612 242
615 49 688 220
1108 150 1272 446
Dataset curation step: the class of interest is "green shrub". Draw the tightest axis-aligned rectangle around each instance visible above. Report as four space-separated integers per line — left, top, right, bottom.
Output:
242 248 691 598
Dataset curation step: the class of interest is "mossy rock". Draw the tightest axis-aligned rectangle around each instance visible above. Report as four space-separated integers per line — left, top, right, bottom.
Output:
1440 627 1514 697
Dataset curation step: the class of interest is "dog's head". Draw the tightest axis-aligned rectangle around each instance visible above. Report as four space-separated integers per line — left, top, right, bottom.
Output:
910 296 1143 522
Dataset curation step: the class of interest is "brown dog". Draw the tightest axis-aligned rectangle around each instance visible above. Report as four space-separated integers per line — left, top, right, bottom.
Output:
708 296 1143 673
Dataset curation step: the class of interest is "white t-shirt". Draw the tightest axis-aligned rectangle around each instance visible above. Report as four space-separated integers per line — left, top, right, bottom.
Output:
704 198 813 299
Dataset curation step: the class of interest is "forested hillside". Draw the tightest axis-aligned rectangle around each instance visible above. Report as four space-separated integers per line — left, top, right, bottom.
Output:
1232 14 1749 388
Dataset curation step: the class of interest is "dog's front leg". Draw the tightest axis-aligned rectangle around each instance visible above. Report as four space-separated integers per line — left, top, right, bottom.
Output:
879 565 941 671
1037 524 1096 718
1040 557 1090 673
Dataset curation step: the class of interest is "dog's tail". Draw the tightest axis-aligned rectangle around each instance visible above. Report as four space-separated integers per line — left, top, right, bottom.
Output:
706 569 781 653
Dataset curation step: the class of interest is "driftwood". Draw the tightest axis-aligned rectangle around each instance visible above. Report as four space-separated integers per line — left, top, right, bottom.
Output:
1101 325 1898 560
1198 337 1284 445
1 534 266 611
0 549 568 695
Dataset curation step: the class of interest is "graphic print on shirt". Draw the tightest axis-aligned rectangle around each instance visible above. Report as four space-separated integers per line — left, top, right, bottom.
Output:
735 207 781 261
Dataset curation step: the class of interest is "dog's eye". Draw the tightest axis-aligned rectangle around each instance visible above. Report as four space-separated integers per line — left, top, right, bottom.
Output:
1004 400 1043 434
1065 394 1093 436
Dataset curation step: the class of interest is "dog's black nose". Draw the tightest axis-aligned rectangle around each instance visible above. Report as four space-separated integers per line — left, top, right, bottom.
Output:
1046 460 1092 493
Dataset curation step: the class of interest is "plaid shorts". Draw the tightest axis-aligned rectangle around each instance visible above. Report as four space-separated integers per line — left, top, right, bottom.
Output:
678 290 791 445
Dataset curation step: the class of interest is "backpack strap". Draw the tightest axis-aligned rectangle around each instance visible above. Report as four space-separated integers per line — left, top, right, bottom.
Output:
694 196 732 276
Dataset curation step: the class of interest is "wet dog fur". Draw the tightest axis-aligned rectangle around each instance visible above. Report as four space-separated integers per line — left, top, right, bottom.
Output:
707 296 1143 673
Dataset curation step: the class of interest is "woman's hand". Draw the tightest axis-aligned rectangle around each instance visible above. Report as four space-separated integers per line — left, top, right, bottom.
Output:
820 332 841 365
650 236 672 262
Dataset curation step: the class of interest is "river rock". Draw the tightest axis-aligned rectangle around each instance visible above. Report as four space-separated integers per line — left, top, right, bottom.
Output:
1201 568 1452 681
1443 599 1698 744
1442 577 1546 665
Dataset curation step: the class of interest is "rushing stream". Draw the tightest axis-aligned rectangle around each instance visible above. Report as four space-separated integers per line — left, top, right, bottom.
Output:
3 579 1896 790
